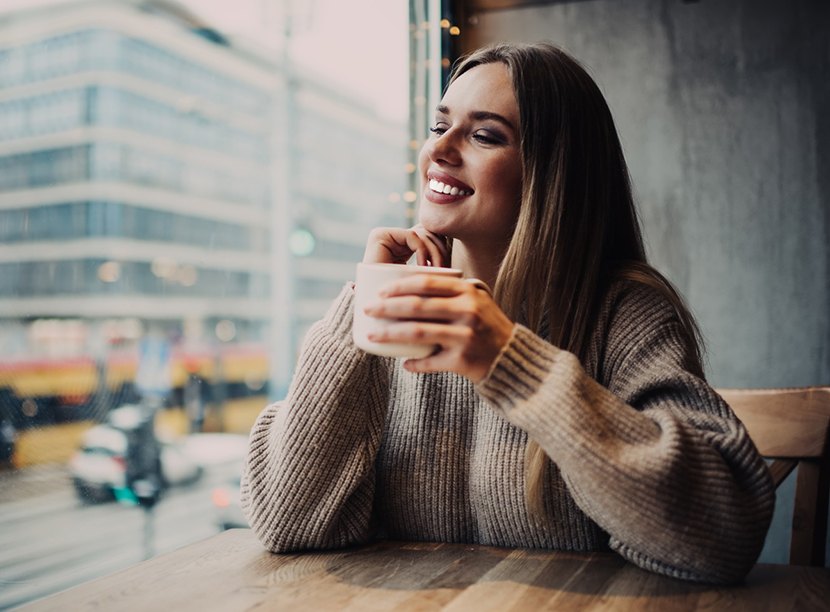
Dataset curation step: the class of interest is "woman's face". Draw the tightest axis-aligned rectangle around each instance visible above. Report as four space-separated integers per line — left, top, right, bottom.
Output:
417 62 522 250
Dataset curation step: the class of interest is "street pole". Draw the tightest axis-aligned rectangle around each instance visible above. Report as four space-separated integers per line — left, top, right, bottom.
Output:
270 0 297 401
142 500 155 560
117 398 164 561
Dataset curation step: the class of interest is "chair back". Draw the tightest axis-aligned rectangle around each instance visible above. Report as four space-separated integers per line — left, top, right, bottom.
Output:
718 387 830 566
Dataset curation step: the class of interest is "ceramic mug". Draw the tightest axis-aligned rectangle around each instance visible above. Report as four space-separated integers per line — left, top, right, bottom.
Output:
353 263 489 358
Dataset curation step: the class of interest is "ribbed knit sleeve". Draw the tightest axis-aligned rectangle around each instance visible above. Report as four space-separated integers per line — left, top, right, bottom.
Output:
240 283 389 553
476 283 775 584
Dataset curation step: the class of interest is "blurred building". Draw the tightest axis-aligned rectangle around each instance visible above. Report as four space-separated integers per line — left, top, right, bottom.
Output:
0 0 407 419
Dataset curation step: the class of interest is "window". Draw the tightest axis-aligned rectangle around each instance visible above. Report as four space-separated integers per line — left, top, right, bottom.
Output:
0 0 415 607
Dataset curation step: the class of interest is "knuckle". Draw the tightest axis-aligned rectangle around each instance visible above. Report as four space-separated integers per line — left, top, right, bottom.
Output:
462 299 482 322
408 297 425 315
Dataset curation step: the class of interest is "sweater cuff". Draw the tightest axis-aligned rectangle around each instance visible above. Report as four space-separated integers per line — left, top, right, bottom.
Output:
476 324 563 410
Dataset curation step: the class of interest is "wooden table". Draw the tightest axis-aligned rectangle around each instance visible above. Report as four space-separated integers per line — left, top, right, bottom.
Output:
22 529 830 611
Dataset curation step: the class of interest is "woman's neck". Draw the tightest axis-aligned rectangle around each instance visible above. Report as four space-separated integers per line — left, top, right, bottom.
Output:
450 240 505 290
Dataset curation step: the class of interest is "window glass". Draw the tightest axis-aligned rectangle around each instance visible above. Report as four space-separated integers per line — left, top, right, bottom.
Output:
0 0 411 606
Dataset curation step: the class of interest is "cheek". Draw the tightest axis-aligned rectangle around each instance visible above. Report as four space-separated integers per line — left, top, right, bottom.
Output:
486 163 522 228
417 143 431 176
488 160 522 205
504 156 523 193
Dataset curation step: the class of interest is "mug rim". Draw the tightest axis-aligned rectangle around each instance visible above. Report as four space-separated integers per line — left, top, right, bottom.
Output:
356 262 462 275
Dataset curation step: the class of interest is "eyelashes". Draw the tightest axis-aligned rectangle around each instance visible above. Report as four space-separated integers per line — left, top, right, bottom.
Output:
428 124 505 145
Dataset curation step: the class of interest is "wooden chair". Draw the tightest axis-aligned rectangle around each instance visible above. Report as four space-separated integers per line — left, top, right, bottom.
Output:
718 387 830 566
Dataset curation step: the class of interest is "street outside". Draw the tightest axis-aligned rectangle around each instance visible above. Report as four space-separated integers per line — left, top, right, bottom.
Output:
0 400 263 609
0 459 245 609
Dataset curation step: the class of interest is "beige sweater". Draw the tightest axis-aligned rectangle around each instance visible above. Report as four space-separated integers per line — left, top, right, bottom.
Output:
241 280 774 584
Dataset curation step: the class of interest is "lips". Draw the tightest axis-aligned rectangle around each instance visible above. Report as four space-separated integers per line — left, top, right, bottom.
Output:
425 171 474 202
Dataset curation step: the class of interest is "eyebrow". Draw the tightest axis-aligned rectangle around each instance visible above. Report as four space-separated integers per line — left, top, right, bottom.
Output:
436 104 516 132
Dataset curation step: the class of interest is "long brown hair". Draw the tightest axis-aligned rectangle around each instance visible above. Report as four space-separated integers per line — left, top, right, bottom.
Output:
447 43 704 512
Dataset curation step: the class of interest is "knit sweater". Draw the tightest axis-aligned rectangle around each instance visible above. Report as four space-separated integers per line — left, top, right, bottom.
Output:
241 280 774 584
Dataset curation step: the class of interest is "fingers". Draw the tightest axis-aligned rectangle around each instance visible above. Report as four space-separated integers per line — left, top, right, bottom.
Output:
378 274 472 299
367 321 472 348
367 276 485 327
412 225 451 267
404 231 434 267
364 281 514 383
364 294 478 324
379 322 488 383
363 228 412 264
363 226 450 267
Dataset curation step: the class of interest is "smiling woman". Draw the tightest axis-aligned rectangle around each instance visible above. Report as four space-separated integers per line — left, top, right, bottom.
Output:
241 41 775 586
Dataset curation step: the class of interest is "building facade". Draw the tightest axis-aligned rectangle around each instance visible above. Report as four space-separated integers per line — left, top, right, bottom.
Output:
0 0 408 422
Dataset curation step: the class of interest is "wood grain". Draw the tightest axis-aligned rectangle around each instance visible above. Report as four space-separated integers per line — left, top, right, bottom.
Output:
719 387 830 459
21 530 830 611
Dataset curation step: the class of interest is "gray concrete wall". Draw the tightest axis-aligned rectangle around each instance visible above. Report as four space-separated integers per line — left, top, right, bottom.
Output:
461 0 829 565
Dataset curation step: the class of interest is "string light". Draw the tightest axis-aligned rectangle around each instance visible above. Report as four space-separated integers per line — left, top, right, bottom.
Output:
215 320 236 342
97 261 121 283
151 257 177 279
449 26 461 36
176 265 198 287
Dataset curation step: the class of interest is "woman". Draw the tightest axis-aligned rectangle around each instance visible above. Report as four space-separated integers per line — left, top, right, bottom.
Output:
241 42 774 584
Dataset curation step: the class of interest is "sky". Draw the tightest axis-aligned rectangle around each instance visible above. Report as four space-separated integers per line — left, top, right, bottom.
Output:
0 0 410 121
180 0 410 121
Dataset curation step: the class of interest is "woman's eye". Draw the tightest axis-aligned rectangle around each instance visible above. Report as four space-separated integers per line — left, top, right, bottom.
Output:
428 125 447 136
472 131 502 145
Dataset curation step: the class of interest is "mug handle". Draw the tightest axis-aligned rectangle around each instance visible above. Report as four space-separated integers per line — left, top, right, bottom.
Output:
465 278 492 296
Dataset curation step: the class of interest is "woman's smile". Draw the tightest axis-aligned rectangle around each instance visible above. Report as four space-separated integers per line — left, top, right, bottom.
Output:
425 170 474 203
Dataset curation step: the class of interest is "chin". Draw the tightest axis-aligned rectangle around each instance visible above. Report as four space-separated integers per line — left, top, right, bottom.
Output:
418 206 453 236
419 221 456 241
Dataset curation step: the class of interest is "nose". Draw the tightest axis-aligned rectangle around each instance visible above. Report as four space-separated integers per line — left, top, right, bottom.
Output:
424 128 462 166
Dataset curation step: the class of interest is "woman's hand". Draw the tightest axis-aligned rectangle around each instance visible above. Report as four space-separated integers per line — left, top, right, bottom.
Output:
363 225 450 267
363 274 515 383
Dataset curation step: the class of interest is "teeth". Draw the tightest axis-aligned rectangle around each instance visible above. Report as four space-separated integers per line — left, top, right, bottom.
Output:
429 178 471 196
